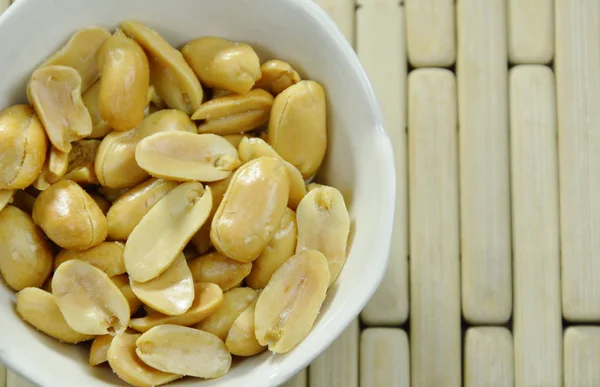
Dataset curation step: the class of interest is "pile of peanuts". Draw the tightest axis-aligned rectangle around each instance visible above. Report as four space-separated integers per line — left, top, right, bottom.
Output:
0 20 351 386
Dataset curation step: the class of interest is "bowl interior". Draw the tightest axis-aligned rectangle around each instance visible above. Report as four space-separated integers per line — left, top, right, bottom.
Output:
0 0 395 386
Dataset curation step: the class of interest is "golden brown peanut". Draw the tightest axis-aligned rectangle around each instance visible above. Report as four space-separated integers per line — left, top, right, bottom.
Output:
246 208 297 289
238 137 307 209
135 132 241 182
211 157 289 263
0 206 53 291
27 65 92 152
296 185 350 286
125 182 212 283
181 37 261 94
254 60 301 95
192 89 274 135
62 139 101 185
40 26 111 92
33 146 68 191
52 260 130 335
111 274 143 315
268 80 327 178
0 105 48 190
226 301 265 356
95 109 196 188
188 252 252 291
129 282 223 333
89 334 114 366
195 287 258 341
120 21 203 115
82 80 113 139
12 189 36 214
54 242 125 277
108 332 182 387
106 178 178 240
223 134 250 148
33 180 108 251
89 193 111 215
0 190 15 213
16 287 94 344
98 186 130 202
136 325 232 378
255 250 329 353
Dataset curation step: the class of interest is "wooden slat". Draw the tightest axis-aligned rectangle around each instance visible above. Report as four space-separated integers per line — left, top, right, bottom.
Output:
312 0 355 46
507 0 554 64
408 68 461 387
356 0 408 326
360 328 410 387
309 319 359 387
510 65 562 387
281 369 307 387
6 371 34 387
555 0 600 322
464 327 514 387
457 0 511 325
564 326 600 387
405 0 455 67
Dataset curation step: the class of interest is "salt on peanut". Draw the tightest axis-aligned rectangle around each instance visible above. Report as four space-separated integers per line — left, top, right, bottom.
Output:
16 287 94 344
106 178 179 241
188 252 252 291
129 282 223 333
95 109 196 188
254 59 301 95
89 334 115 366
136 325 232 379
226 301 266 356
246 208 297 289
82 80 113 139
254 249 330 353
0 190 14 213
32 180 108 251
62 139 101 185
0 105 48 190
33 146 68 191
0 206 53 291
191 89 274 135
111 274 143 315
27 65 92 152
296 185 350 286
268 80 327 179
181 36 261 94
52 260 130 335
125 182 212 283
54 242 126 277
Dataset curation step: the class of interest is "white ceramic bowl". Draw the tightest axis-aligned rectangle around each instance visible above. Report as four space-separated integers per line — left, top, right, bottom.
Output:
0 0 395 386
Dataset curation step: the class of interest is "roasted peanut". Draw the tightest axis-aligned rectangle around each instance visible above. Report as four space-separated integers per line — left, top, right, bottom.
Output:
111 274 143 315
296 185 350 286
135 131 241 182
89 334 114 366
95 109 196 188
226 300 265 356
98 186 130 202
89 193 111 215
188 252 252 291
125 182 212 283
255 250 329 353
181 37 261 94
0 105 48 190
97 29 149 132
54 242 125 277
32 180 108 251
191 89 274 135
254 60 301 95
268 80 327 178
62 139 101 185
211 157 289 263
212 88 231 98
27 65 92 152
82 80 113 139
33 146 68 191
0 206 53 291
52 260 130 335
306 182 324 192
0 190 14 213
223 134 250 148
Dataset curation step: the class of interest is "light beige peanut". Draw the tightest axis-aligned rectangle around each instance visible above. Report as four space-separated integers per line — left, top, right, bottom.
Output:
136 324 232 378
246 208 297 289
98 186 130 202
135 131 241 182
188 252 252 291
226 301 265 356
254 59 301 95
62 139 101 185
125 182 212 283
254 249 329 353
33 146 68 191
306 182 323 192
82 80 113 139
0 105 48 190
0 206 53 291
89 334 114 366
108 332 181 387
111 274 143 315
268 80 327 179
0 190 15 213
192 89 274 135
95 109 196 188
32 180 108 251
89 193 111 215
211 157 290 263
106 178 179 240
97 29 149 131
16 287 94 344
52 260 130 335
40 26 111 92
129 282 223 333
148 84 166 110
181 36 261 94
121 21 203 115
296 185 350 286
54 242 125 277
195 287 258 341
27 65 92 152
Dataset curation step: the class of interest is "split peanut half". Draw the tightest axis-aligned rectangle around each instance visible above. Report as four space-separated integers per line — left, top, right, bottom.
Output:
33 146 68 191
111 274 143 315
188 252 252 291
62 139 101 185
54 242 126 277
82 80 113 139
226 301 265 356
0 190 14 213
254 59 301 95
89 334 115 366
